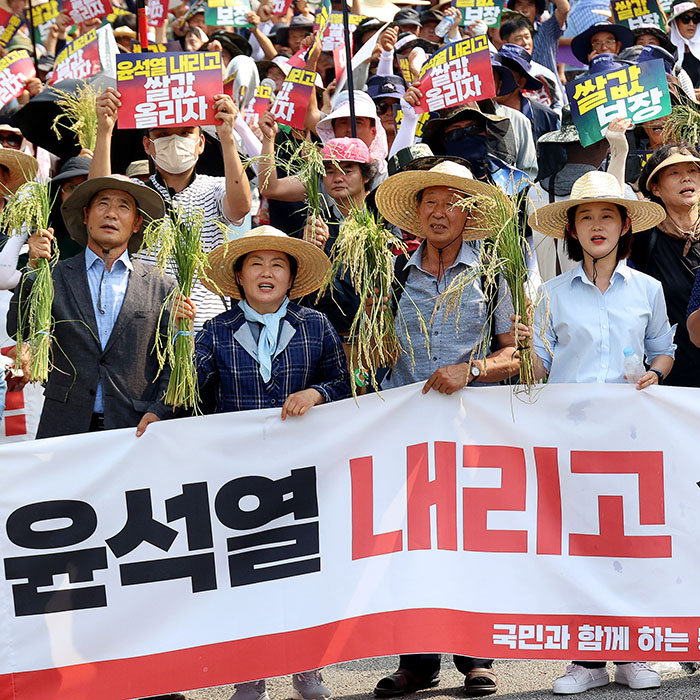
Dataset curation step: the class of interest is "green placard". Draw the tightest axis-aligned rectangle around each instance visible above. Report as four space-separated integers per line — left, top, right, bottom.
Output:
455 0 505 28
611 0 666 31
204 0 253 28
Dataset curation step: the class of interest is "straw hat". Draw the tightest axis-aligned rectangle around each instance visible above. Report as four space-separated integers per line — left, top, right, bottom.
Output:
644 150 700 188
375 160 506 240
0 147 38 193
527 171 666 239
202 226 330 300
61 175 165 253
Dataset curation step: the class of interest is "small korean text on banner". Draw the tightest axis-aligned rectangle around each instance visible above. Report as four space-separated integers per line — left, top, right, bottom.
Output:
657 0 672 11
611 0 665 30
397 55 413 83
416 35 496 114
31 0 59 42
49 29 102 84
116 52 223 130
566 58 671 147
271 0 293 14
269 67 316 129
0 10 23 49
148 0 169 27
455 0 505 28
0 50 35 109
63 0 112 25
204 0 253 28
318 11 362 51
242 83 273 128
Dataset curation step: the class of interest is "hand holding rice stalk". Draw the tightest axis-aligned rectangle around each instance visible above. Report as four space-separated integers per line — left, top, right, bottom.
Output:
1 181 56 383
140 206 212 411
662 101 700 146
51 83 100 152
318 204 407 395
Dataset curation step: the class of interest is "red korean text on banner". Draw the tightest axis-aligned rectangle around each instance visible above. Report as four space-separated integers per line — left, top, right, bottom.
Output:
332 38 349 84
320 11 362 51
415 34 496 114
243 83 273 128
49 29 101 84
269 67 316 129
147 0 169 27
0 50 35 110
271 0 292 14
116 52 223 129
0 10 23 49
62 0 112 24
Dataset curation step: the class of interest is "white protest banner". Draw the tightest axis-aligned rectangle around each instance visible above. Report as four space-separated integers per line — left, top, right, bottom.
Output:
1 383 700 699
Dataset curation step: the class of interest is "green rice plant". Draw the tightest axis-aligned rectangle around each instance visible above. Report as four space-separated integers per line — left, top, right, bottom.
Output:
662 103 700 147
140 206 214 411
51 83 100 152
1 180 56 383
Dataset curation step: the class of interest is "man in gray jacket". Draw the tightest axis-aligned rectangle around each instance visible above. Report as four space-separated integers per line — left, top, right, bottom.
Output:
8 175 183 439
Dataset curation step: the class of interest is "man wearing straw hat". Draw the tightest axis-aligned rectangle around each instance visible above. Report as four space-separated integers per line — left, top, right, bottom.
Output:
7 175 190 439
372 160 520 698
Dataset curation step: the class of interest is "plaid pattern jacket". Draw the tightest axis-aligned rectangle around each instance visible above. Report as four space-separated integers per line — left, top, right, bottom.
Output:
195 301 351 413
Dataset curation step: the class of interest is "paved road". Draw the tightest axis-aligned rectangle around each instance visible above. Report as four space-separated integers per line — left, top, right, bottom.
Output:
185 659 699 700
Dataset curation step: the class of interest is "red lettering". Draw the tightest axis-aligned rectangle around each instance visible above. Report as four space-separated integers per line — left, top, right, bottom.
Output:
535 447 562 555
350 456 403 560
407 442 457 551
462 446 528 553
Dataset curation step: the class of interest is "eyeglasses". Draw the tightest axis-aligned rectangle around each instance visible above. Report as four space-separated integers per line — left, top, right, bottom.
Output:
678 13 700 23
590 37 619 50
0 132 22 149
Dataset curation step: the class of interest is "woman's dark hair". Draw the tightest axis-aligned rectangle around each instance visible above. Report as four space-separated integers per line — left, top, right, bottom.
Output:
564 203 633 261
639 142 700 204
359 161 377 191
499 18 533 41
233 251 298 299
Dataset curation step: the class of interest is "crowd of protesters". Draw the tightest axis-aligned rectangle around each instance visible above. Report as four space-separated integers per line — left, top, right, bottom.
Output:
1 0 700 695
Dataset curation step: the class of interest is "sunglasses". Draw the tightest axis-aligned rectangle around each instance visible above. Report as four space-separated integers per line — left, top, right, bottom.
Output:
444 124 484 141
375 100 394 115
678 13 700 23
0 133 22 149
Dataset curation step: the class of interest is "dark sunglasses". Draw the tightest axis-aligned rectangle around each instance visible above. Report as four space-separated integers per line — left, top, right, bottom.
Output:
444 124 484 141
0 133 22 148
375 100 394 115
678 13 700 23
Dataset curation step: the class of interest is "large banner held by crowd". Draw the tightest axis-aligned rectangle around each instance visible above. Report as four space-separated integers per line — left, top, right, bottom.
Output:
611 0 666 30
416 35 496 113
116 51 222 129
567 58 671 146
1 383 700 699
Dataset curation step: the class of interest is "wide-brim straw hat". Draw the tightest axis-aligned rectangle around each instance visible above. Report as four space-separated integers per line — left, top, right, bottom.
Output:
0 148 38 194
528 171 666 239
61 175 165 253
202 226 330 300
375 160 506 240
644 150 700 189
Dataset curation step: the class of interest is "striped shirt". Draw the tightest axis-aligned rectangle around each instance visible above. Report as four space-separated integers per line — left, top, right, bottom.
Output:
138 172 242 331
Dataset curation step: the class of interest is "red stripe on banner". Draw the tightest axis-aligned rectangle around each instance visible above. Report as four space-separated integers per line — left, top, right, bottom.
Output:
4 414 26 436
3 609 700 700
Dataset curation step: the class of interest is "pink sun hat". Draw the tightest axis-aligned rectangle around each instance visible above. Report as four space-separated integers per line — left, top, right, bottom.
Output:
321 137 372 163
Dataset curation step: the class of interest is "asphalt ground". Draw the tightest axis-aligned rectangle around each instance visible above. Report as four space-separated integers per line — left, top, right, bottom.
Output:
184 658 699 700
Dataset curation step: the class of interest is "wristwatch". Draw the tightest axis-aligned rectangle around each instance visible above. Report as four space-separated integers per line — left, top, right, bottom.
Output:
649 368 664 385
469 363 481 382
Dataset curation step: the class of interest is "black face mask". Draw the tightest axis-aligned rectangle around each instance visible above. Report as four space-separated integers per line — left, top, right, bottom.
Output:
443 127 490 178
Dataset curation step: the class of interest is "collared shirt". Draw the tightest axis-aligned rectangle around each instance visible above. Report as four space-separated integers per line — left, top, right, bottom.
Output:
384 240 513 389
85 248 133 412
533 260 677 384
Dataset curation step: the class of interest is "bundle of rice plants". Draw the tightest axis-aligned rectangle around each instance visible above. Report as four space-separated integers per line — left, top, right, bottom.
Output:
51 83 100 152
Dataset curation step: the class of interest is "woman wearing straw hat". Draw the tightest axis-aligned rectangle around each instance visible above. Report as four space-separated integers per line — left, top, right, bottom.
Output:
521 170 676 694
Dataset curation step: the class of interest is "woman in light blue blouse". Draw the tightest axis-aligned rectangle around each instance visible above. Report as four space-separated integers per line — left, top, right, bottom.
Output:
520 170 675 695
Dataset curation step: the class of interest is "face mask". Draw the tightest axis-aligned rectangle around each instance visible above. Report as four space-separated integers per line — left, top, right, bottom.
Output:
443 129 490 179
149 134 199 174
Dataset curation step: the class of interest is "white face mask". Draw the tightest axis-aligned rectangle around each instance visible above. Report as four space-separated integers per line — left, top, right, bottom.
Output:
149 134 199 174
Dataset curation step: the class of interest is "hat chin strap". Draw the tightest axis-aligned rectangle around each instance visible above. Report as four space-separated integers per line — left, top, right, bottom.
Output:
581 240 619 286
427 229 463 291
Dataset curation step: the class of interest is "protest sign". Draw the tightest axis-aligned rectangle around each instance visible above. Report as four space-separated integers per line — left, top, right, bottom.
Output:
287 47 308 68
456 0 505 27
133 42 168 53
116 52 222 129
333 19 389 95
416 35 496 114
2 382 700 700
318 11 362 51
147 0 169 26
567 58 671 147
30 0 59 42
397 54 412 83
312 0 332 50
242 83 273 127
269 66 316 129
610 0 665 30
0 50 34 109
204 0 253 27
271 0 293 14
49 28 102 84
332 40 348 84
0 10 23 48
657 0 671 12
63 0 111 24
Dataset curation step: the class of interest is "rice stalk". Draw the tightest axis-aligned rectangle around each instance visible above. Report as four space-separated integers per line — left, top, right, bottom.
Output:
140 206 213 411
661 103 700 146
1 180 56 382
51 83 100 152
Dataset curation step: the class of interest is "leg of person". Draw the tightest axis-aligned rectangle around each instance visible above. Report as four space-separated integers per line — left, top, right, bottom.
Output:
552 662 610 694
454 656 497 697
374 655 441 697
613 662 661 689
230 680 270 700
292 669 332 700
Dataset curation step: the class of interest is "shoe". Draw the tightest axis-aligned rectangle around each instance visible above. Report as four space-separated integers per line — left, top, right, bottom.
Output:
681 661 699 675
292 670 332 700
552 664 609 694
374 670 440 697
614 662 661 689
231 680 270 700
463 667 497 697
